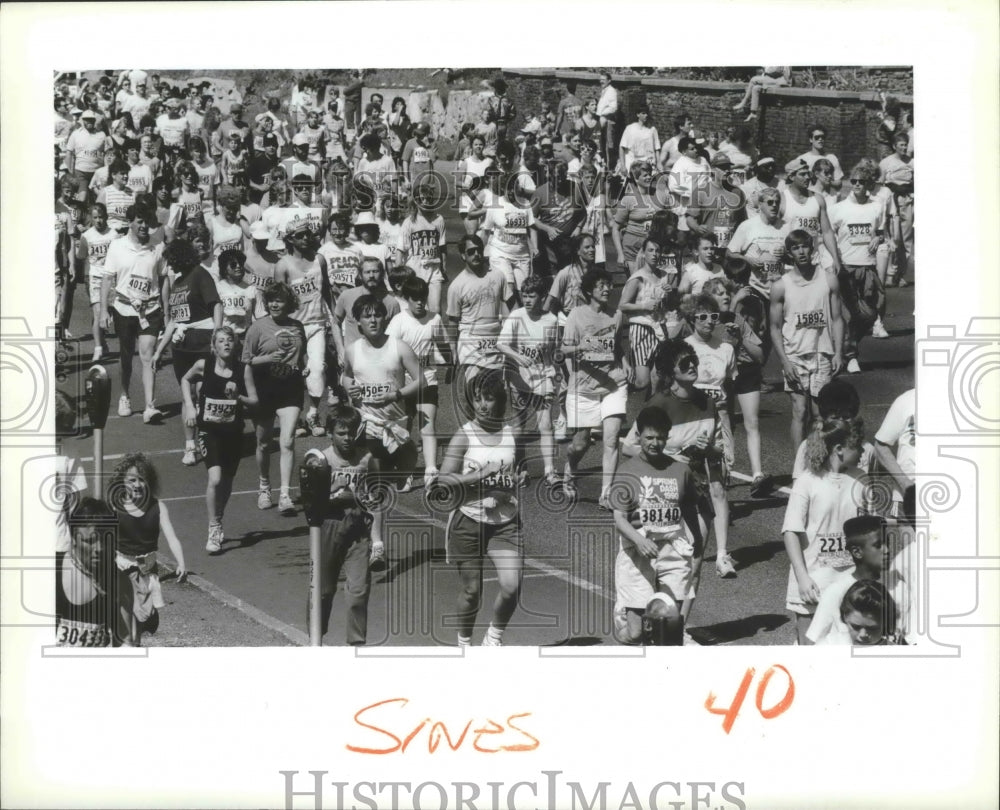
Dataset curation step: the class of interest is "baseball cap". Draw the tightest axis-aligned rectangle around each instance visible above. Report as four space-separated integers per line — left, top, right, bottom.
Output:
755 156 775 169
249 221 271 240
353 211 380 233
285 217 311 235
710 152 733 168
784 157 810 175
291 172 314 185
262 133 279 146
79 110 96 119
70 107 84 116
292 132 309 146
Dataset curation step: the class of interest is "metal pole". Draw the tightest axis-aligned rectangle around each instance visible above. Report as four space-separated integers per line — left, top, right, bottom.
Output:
300 449 331 646
83 365 111 493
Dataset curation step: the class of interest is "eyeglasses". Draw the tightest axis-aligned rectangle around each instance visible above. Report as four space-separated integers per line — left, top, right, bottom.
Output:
695 312 720 323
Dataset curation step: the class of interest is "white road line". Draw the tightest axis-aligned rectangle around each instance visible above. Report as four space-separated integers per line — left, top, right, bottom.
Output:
80 447 185 463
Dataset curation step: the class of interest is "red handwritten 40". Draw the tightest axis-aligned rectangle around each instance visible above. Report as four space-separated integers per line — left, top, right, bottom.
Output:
705 666 795 734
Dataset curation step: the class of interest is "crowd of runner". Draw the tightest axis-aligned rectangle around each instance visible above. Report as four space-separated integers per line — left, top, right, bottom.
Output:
53 68 917 649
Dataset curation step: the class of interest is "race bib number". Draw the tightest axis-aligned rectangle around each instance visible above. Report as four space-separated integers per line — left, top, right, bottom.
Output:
817 534 852 567
223 295 249 314
246 272 274 290
638 505 682 529
641 220 652 234
360 382 392 404
56 618 110 648
795 310 827 329
203 396 237 424
698 385 725 402
847 223 872 245
713 226 733 248
796 216 820 234
519 343 542 363
89 242 111 262
290 277 319 302
183 200 203 217
271 362 296 380
331 467 365 494
410 230 439 259
128 274 153 298
504 211 528 234
170 303 191 322
581 334 615 363
730 169 747 185
475 336 498 352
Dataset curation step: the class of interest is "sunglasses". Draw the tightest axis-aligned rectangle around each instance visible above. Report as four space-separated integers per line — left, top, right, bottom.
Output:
463 248 482 256
811 134 825 140
695 312 720 323
849 178 866 186
678 358 699 371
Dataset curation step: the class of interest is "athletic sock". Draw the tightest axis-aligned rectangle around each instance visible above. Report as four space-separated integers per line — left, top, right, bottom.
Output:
259 477 270 490
457 634 471 648
280 486 290 497
486 624 504 643
185 439 195 450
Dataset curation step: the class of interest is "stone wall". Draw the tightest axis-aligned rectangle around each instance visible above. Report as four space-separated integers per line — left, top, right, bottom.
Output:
500 69 913 171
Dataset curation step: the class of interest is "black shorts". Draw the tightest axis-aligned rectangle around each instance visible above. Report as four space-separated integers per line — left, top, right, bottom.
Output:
198 429 244 477
447 511 522 561
733 363 763 395
112 307 165 343
417 384 439 408
255 372 305 414
173 350 211 385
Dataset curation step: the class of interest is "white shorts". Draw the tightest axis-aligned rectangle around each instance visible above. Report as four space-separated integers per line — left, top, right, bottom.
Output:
615 536 695 608
565 385 626 430
457 332 501 368
490 253 531 293
87 269 107 306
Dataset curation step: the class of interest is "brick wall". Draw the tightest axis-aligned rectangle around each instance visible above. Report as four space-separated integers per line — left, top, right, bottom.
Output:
502 69 912 171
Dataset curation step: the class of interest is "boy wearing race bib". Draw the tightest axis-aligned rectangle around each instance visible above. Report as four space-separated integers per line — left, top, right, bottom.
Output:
79 202 121 363
308 406 384 643
497 274 561 487
769 229 845 461
181 326 258 553
343 294 424 509
782 416 870 644
386 277 453 489
678 235 727 296
611 405 703 644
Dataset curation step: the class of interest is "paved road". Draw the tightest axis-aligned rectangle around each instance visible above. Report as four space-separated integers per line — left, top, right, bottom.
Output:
59 168 914 647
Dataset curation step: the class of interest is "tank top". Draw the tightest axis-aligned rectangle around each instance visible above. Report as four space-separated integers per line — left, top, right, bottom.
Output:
457 423 518 525
55 552 115 647
82 227 118 271
319 241 363 289
781 269 834 356
286 258 326 325
195 162 218 213
351 337 407 424
782 188 822 240
178 189 204 221
116 499 160 557
211 216 244 258
198 359 247 433
628 271 671 329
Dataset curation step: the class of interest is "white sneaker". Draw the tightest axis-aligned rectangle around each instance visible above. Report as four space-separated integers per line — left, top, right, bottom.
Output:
553 414 567 441
205 524 223 554
257 488 274 510
278 493 296 515
481 632 503 647
423 468 439 489
369 541 386 570
305 409 325 437
181 447 200 466
871 317 890 339
91 346 103 364
142 404 164 424
117 394 133 417
846 358 862 374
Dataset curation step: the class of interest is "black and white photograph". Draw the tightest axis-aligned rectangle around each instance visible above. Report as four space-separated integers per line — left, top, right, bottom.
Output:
1 2 997 809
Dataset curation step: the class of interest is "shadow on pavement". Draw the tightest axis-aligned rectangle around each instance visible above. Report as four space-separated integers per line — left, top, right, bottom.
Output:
542 636 605 647
729 540 786 568
687 613 790 645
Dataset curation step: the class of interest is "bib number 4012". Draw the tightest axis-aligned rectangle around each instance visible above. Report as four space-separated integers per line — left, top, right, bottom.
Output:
705 665 795 734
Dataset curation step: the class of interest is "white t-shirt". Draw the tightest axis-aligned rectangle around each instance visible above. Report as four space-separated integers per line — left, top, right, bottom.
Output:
681 261 726 295
386 309 443 386
619 123 661 172
727 215 789 296
797 150 844 183
156 114 190 148
874 388 916 498
805 569 857 645
684 333 736 407
55 456 88 554
483 198 534 261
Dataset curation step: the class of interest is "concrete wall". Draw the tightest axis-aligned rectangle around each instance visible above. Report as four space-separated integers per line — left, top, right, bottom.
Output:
500 68 912 171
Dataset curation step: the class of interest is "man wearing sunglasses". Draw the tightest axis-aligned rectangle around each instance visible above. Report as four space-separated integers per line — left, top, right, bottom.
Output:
796 125 844 189
727 187 789 306
829 162 888 374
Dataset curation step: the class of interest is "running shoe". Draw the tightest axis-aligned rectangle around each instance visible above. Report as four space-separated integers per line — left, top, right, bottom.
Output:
305 409 325 437
206 524 223 554
142 404 164 424
716 553 737 578
117 394 133 418
750 473 773 498
294 419 309 438
846 358 862 374
278 493 296 515
397 474 415 493
898 278 910 287
481 633 503 647
91 346 103 364
369 541 386 570
181 447 201 466
553 414 568 442
257 487 274 510
423 468 439 489
598 491 613 512
562 477 578 498
871 317 890 339
544 471 562 488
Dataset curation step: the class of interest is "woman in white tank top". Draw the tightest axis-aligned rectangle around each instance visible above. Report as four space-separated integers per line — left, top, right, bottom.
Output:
439 372 523 647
